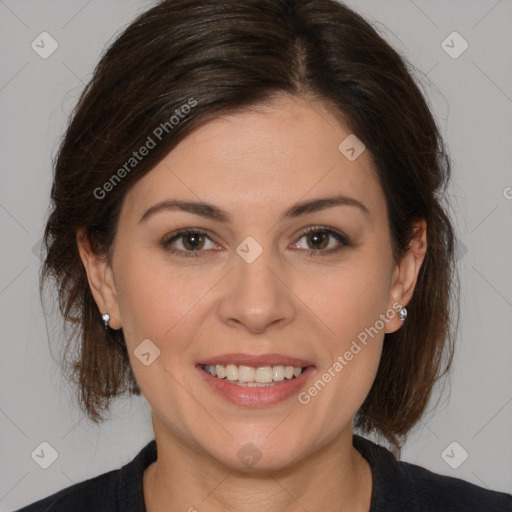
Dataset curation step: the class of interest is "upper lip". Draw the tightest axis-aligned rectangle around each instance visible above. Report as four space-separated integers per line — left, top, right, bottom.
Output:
197 353 314 368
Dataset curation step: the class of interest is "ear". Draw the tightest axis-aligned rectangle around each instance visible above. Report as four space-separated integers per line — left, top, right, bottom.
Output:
76 228 122 330
385 219 427 334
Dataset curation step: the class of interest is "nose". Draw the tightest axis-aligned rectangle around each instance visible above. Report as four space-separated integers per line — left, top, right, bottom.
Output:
218 241 296 334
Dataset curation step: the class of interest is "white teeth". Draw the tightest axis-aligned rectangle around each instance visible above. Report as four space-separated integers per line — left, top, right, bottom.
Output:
272 365 285 381
254 366 273 383
204 364 304 383
225 364 238 381
238 365 255 382
215 364 225 378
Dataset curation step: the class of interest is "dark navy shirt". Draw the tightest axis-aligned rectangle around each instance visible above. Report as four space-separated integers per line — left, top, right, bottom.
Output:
14 435 512 511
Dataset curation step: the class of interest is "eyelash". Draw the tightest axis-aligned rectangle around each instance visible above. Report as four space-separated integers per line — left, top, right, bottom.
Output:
161 226 350 259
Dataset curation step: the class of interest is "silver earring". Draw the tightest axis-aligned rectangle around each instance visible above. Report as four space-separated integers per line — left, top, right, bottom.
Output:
102 313 110 330
398 305 407 324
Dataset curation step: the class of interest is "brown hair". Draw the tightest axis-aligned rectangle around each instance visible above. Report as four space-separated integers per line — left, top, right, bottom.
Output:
41 0 459 451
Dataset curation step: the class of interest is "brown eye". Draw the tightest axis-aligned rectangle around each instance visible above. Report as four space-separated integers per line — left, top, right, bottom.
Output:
305 231 330 250
162 229 217 258
293 226 350 256
181 232 206 251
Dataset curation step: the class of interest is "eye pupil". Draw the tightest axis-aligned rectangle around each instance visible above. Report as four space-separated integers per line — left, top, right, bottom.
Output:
308 231 328 250
183 232 204 250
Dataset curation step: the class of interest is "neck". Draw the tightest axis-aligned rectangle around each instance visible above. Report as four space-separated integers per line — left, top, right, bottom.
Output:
143 419 372 512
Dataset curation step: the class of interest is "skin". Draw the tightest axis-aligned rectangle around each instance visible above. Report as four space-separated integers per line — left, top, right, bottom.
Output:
77 94 427 512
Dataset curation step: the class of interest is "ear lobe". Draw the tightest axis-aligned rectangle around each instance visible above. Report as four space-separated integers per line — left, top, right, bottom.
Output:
385 219 427 333
76 228 122 329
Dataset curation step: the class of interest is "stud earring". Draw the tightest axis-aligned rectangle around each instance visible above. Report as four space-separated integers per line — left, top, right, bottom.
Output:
398 305 407 324
102 313 110 330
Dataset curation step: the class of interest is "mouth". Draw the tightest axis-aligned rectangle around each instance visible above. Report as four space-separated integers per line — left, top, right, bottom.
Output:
201 363 307 386
196 354 315 407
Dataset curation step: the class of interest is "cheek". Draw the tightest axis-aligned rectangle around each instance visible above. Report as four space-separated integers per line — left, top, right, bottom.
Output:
114 255 205 410
302 250 392 342
114 251 219 356
297 248 391 402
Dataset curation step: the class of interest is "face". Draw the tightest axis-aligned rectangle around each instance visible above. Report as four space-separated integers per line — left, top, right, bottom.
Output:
79 94 424 472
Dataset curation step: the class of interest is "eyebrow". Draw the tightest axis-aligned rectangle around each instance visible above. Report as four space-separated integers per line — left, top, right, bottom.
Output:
139 193 370 224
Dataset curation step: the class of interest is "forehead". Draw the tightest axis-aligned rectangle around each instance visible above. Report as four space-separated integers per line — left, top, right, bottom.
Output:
122 95 385 223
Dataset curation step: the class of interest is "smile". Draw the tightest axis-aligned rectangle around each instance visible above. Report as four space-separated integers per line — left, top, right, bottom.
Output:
197 362 315 407
202 364 305 386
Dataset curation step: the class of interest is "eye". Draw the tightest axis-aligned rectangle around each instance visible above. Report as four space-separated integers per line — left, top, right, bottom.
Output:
161 226 350 259
162 229 219 258
291 226 350 256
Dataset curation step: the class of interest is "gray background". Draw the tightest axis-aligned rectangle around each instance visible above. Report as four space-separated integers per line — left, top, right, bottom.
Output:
1 0 511 509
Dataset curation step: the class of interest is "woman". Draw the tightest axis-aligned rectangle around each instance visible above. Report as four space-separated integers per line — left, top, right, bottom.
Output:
17 0 511 510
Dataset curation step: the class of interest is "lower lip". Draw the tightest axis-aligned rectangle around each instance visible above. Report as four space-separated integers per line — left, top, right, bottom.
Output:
197 365 315 407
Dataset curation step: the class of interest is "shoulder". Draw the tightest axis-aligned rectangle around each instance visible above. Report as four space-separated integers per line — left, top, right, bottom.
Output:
399 460 512 512
353 435 512 512
14 439 157 512
13 468 120 512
